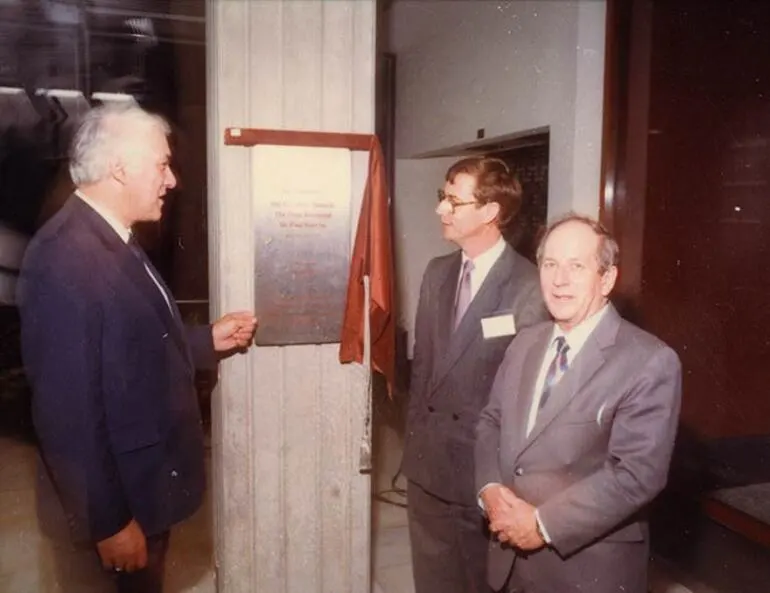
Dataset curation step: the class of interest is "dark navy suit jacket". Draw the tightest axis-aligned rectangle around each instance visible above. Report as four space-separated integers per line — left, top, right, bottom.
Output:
18 195 216 544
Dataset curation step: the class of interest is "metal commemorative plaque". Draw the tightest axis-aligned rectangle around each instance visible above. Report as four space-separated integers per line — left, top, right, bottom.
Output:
252 146 351 345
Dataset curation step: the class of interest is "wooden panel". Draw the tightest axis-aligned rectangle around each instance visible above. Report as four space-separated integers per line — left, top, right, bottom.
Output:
345 5 376 592
603 0 770 440
319 5 356 593
641 1 770 439
245 4 287 591
207 1 375 591
224 128 372 150
207 1 257 590
702 497 770 549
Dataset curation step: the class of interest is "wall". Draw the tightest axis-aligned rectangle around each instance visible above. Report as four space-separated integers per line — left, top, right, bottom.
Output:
387 0 607 349
392 157 455 356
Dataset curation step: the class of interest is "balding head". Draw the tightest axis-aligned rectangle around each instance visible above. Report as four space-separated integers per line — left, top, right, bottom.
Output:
537 213 619 331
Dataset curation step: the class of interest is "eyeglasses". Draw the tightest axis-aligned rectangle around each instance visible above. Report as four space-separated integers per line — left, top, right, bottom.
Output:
437 189 477 214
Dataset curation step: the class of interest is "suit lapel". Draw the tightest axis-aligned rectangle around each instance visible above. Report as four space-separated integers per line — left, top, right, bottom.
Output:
518 306 622 455
509 326 552 454
119 250 191 367
74 198 192 370
432 254 461 375
430 246 516 395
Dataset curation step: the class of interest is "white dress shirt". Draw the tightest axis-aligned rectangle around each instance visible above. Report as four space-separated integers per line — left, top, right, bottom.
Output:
460 235 506 301
525 304 609 436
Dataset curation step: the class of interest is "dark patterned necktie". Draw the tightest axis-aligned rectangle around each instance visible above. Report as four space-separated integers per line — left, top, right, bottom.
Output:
127 235 175 318
453 259 474 330
539 336 570 410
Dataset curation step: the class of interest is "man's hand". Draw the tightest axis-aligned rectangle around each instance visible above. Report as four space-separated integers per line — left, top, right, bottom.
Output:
96 519 147 573
486 491 546 552
480 483 518 524
212 311 258 352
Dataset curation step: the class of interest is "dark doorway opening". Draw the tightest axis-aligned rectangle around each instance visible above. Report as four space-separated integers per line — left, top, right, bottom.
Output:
488 133 549 264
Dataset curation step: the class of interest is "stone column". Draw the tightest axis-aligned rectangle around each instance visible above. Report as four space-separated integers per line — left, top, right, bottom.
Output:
206 1 376 591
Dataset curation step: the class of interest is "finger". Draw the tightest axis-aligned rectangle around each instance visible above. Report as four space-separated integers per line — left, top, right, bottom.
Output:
230 311 257 322
490 519 512 534
99 553 115 571
498 489 520 505
138 543 148 570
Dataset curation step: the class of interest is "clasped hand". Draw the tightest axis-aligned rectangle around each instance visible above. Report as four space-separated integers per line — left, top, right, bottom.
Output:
96 519 147 573
480 484 545 551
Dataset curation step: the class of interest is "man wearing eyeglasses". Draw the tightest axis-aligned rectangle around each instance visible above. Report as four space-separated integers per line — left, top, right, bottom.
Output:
400 157 548 593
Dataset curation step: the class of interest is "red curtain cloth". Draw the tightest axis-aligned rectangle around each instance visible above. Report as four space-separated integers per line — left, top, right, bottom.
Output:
339 136 395 395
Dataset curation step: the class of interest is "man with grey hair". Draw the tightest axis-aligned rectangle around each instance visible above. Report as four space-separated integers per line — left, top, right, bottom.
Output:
18 102 257 593
475 213 682 593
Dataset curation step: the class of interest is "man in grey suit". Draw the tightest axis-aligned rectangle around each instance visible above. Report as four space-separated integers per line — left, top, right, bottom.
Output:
401 156 548 593
476 213 682 593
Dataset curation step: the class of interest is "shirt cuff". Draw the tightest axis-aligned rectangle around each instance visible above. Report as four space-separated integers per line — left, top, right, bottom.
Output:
534 509 552 544
477 482 501 513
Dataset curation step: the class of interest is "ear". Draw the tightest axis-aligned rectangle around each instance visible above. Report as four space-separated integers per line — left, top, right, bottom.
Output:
110 159 128 186
600 265 618 297
481 201 500 224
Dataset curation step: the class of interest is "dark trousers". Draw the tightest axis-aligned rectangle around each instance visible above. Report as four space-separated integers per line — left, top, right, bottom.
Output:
407 480 493 593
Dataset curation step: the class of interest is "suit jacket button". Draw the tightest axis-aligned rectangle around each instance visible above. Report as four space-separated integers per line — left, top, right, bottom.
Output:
171 470 179 478
452 413 459 421
514 467 524 476
427 405 435 413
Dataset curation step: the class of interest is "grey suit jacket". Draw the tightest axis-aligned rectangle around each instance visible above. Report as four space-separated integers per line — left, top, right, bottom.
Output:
475 305 682 592
401 244 548 506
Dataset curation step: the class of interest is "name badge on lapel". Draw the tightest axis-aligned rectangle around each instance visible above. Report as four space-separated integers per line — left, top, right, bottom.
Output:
481 314 516 339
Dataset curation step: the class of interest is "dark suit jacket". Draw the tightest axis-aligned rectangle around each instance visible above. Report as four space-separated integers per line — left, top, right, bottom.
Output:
475 305 682 593
401 244 547 506
18 196 216 544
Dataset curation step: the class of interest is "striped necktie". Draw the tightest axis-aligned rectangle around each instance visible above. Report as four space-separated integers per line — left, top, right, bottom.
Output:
539 336 570 411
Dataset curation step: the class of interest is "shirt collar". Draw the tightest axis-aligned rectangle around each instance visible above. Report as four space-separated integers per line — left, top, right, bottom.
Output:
552 304 609 356
462 235 506 276
76 190 132 244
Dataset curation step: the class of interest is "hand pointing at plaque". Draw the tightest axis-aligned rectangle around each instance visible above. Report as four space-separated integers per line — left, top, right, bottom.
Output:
212 311 258 352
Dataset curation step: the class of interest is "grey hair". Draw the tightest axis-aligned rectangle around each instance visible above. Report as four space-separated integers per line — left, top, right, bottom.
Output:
68 102 170 186
536 212 620 274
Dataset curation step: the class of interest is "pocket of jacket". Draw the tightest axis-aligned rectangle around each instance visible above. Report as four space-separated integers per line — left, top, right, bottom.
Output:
603 521 644 543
